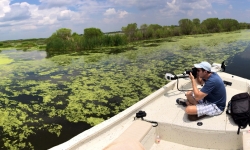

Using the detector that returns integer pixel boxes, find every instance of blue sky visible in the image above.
[0,0,250,41]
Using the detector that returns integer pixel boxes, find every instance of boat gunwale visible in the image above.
[50,80,177,150]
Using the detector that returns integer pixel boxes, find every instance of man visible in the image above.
[176,61,226,118]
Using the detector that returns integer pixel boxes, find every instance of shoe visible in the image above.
[176,98,187,107]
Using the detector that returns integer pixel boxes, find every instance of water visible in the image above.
[0,31,249,150]
[226,45,250,79]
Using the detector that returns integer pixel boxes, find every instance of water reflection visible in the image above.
[2,49,47,61]
[226,45,250,79]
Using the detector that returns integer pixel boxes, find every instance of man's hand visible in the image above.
[189,72,195,81]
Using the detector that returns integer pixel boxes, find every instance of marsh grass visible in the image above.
[0,30,249,149]
[0,38,46,50]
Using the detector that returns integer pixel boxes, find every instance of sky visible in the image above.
[0,0,250,41]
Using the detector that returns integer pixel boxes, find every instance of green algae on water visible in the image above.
[0,30,250,149]
[0,55,13,65]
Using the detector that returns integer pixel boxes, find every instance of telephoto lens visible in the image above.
[185,68,197,78]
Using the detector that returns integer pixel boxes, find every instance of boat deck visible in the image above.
[143,83,244,149]
[50,72,250,150]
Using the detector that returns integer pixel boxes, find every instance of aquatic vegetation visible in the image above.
[0,55,13,65]
[0,30,249,149]
[0,38,46,51]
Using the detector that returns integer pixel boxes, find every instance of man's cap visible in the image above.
[194,61,213,72]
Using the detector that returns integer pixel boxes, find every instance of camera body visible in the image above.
[185,67,198,78]
[136,110,146,118]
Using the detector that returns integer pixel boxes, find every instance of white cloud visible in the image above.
[109,0,136,6]
[39,0,77,9]
[210,0,228,4]
[109,0,165,11]
[0,0,249,41]
[104,8,116,16]
[19,25,38,30]
[229,4,232,9]
[0,2,31,21]
[207,11,212,15]
[118,10,128,18]
[77,0,112,14]
[159,0,213,17]
[0,0,11,17]
[104,8,128,18]
[57,10,74,21]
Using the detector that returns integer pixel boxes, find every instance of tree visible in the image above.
[144,24,161,38]
[193,18,200,27]
[46,28,73,54]
[192,18,201,34]
[140,24,148,39]
[220,19,239,32]
[134,30,143,40]
[201,18,220,33]
[55,28,72,40]
[121,23,138,41]
[178,19,193,35]
[84,28,103,39]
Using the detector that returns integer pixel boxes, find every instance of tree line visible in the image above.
[46,18,250,56]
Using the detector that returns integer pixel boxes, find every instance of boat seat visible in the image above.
[103,120,152,150]
[113,120,152,142]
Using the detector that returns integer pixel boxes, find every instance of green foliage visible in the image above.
[0,30,250,149]
[239,23,250,29]
[46,28,74,56]
[16,42,36,48]
[220,19,239,32]
[121,23,138,41]
[46,27,127,54]
[55,28,72,40]
[84,28,103,39]
[0,42,13,48]
[178,19,193,35]
[201,18,221,33]
[193,18,200,27]
[148,24,162,38]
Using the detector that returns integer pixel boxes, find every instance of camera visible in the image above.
[185,67,197,78]
[165,67,198,81]
[136,110,146,119]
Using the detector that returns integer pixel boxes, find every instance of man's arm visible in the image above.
[190,73,207,101]
[196,76,204,85]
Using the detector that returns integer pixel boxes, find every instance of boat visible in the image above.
[50,62,250,150]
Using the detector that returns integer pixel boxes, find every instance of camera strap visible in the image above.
[134,110,158,127]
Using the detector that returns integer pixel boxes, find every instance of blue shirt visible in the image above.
[200,72,226,111]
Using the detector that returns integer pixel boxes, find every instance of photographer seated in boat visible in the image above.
[176,61,226,120]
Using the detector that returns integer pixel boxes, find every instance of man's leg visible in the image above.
[185,105,198,115]
[185,105,207,121]
[186,91,198,105]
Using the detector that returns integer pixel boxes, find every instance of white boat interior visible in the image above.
[50,64,250,150]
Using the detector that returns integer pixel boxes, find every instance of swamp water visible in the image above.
[0,30,250,149]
